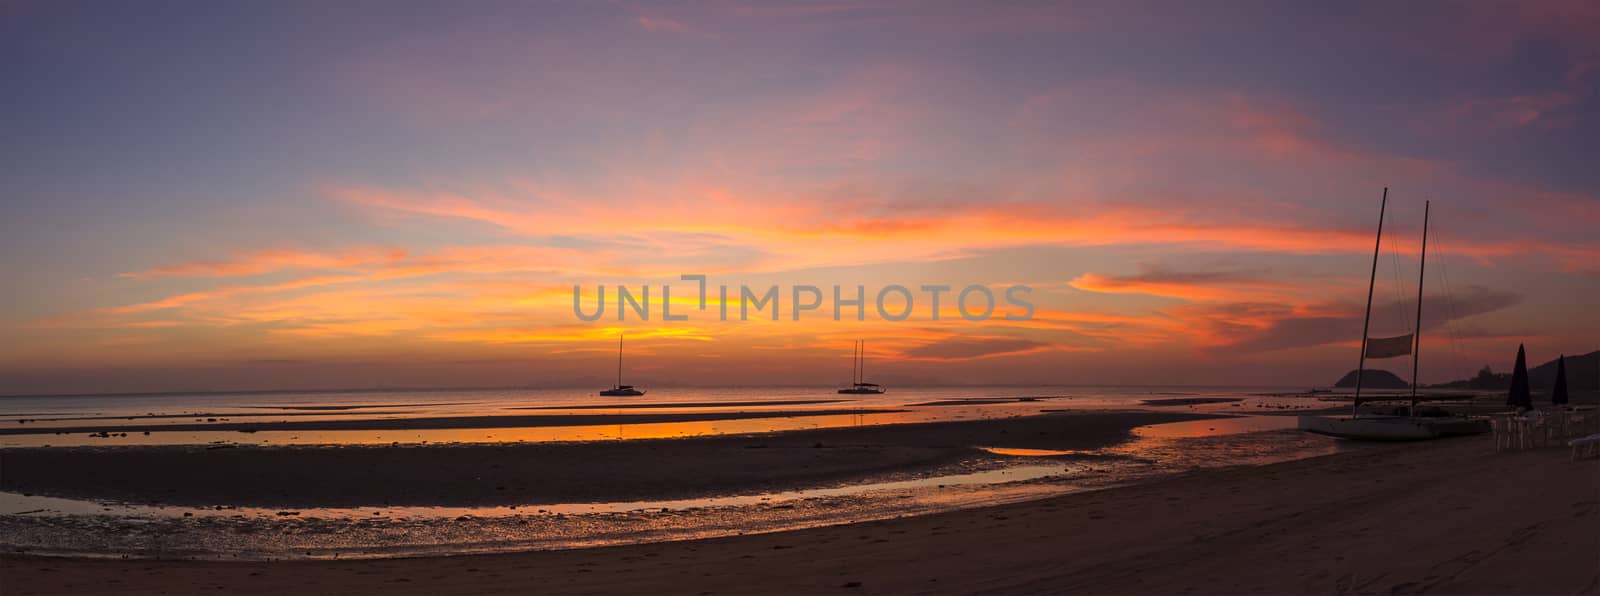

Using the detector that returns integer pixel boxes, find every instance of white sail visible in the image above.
[1365,334,1414,359]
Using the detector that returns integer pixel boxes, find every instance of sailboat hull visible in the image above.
[600,388,645,397]
[1297,415,1489,441]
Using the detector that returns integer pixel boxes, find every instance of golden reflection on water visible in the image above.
[978,415,1320,465]
[0,408,1023,447]
[980,447,1085,457]
[0,391,1308,449]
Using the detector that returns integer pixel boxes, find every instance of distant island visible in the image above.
[1333,369,1409,389]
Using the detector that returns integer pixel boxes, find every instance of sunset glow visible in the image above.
[4,1,1597,394]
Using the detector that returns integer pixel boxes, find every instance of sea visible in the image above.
[0,385,1352,559]
[0,384,1331,447]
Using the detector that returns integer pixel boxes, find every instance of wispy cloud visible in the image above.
[1068,266,1306,303]
[635,15,691,34]
[900,336,1050,360]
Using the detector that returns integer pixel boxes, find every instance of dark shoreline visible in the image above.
[0,408,904,437]
[0,411,1218,508]
[906,397,1060,406]
[1140,397,1245,406]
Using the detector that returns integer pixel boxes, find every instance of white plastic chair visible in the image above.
[1570,433,1600,461]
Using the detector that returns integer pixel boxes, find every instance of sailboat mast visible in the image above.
[851,340,859,385]
[859,340,866,384]
[1353,188,1388,417]
[1409,201,1429,413]
[854,340,862,385]
[617,334,624,388]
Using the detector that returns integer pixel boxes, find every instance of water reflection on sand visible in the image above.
[0,415,1340,560]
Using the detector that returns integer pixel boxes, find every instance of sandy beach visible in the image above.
[1,411,1212,507]
[4,433,1593,595]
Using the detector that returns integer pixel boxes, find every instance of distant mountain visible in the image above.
[1333,369,1409,389]
[1431,350,1597,392]
[1432,365,1512,390]
[1530,350,1598,391]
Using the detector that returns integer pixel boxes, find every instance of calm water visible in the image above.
[0,384,1327,447]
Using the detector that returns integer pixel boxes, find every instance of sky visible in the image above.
[2,0,1598,394]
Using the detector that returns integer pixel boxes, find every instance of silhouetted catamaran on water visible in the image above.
[1298,190,1489,440]
[838,340,885,394]
[599,335,645,397]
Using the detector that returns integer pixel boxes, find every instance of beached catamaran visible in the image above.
[1298,190,1490,440]
[600,335,645,397]
[838,340,885,394]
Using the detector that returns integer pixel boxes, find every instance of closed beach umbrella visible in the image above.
[1507,343,1531,410]
[1552,354,1569,405]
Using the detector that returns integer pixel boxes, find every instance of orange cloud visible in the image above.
[898,336,1052,361]
[102,275,366,315]
[121,247,411,279]
[329,177,1600,275]
[118,243,641,283]
[1067,268,1329,303]
[334,185,1376,263]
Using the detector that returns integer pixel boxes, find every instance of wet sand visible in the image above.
[1140,397,1244,406]
[5,435,1591,594]
[907,397,1055,406]
[1,411,1208,507]
[513,399,850,410]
